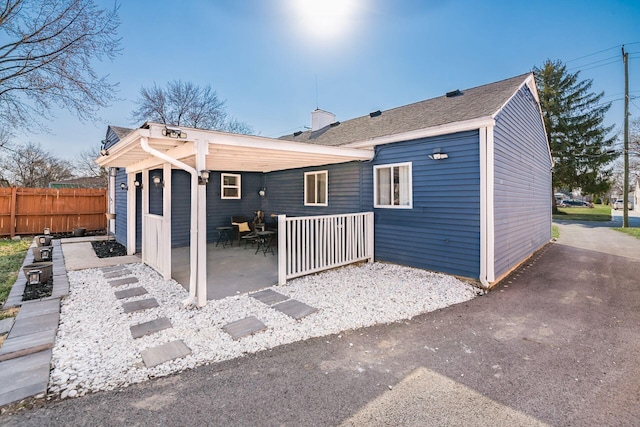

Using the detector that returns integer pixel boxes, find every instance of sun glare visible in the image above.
[290,0,360,41]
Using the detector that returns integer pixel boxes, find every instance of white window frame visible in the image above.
[221,173,241,200]
[304,170,328,206]
[373,162,413,209]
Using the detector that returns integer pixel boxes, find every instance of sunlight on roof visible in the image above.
[289,0,361,42]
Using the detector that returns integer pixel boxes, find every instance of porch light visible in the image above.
[259,188,266,197]
[152,175,164,187]
[429,149,448,160]
[162,126,187,139]
[199,170,209,185]
[120,182,128,190]
[100,148,109,156]
[134,180,142,189]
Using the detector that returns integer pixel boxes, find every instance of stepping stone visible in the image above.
[223,316,266,340]
[272,299,318,320]
[121,298,159,313]
[250,289,289,306]
[109,277,139,287]
[130,317,173,339]
[104,269,131,279]
[114,286,147,300]
[101,265,127,272]
[0,318,14,335]
[0,329,56,362]
[141,340,191,368]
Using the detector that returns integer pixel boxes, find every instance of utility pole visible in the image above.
[623,46,629,228]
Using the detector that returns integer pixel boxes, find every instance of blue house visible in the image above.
[98,73,551,306]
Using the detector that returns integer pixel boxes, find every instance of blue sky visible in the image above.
[17,0,640,160]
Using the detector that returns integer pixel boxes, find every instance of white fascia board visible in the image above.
[342,117,496,149]
[96,128,151,167]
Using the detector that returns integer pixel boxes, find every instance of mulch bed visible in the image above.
[22,278,53,301]
[91,240,127,258]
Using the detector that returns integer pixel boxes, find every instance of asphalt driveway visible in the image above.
[2,221,640,426]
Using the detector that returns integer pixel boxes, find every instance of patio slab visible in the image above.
[0,350,51,407]
[61,241,140,271]
[250,289,289,306]
[272,299,318,320]
[114,286,147,300]
[109,277,139,287]
[121,298,159,313]
[223,316,267,340]
[141,340,191,368]
[130,317,173,339]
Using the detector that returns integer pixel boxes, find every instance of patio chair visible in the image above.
[231,215,252,244]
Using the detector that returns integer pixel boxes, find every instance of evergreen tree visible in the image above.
[533,59,618,198]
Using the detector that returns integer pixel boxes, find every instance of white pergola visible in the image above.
[97,123,374,307]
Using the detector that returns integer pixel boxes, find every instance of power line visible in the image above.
[566,44,621,63]
[567,54,620,71]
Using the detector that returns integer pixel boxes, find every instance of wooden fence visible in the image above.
[0,187,108,237]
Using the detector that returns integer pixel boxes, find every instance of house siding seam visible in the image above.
[263,162,362,217]
[361,131,481,278]
[493,85,552,279]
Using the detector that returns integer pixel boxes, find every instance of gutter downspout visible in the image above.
[479,127,491,289]
[140,136,200,306]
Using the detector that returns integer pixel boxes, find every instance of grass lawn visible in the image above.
[552,225,559,239]
[613,228,640,240]
[552,204,611,221]
[0,238,31,310]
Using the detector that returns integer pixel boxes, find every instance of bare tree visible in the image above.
[0,0,121,134]
[131,80,253,134]
[0,142,74,187]
[74,142,108,182]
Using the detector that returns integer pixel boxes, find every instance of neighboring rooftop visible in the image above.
[109,126,135,140]
[49,176,107,189]
[279,73,532,147]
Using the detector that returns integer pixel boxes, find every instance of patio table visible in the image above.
[255,230,275,256]
[216,226,233,247]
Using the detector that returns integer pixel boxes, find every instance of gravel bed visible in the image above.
[49,262,480,399]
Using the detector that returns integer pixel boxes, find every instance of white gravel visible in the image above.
[49,262,480,399]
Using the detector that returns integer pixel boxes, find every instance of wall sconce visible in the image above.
[162,126,187,139]
[258,188,266,197]
[199,170,209,185]
[134,180,142,189]
[152,175,164,187]
[429,149,448,160]
[100,148,109,156]
[109,168,118,177]
[119,182,128,190]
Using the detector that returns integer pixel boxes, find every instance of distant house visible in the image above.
[49,176,107,189]
[97,73,552,306]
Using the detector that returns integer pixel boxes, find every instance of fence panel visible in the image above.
[0,187,107,237]
[279,212,374,284]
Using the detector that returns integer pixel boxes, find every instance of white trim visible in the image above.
[162,163,172,280]
[304,170,329,206]
[486,126,496,283]
[479,128,488,288]
[373,162,413,209]
[343,117,496,149]
[221,173,241,199]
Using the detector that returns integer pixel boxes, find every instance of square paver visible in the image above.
[114,287,147,300]
[0,329,56,362]
[223,316,266,340]
[130,317,173,339]
[250,289,289,306]
[272,299,318,320]
[0,318,14,335]
[17,299,59,319]
[9,312,59,338]
[0,350,51,407]
[104,269,131,279]
[109,277,139,287]
[121,298,159,313]
[141,340,191,368]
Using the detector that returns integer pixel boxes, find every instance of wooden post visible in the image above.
[9,186,17,238]
[278,214,286,286]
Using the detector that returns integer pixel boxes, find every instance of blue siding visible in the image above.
[114,168,127,247]
[362,131,481,278]
[493,86,552,278]
[103,127,121,150]
[171,170,191,248]
[263,162,362,216]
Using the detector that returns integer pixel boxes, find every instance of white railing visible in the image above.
[278,212,374,285]
[142,214,163,272]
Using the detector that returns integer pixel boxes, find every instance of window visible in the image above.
[304,171,328,206]
[374,162,412,208]
[221,173,241,199]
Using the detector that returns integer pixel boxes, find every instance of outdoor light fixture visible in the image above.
[258,188,266,197]
[134,180,142,188]
[27,269,42,285]
[199,170,210,185]
[120,182,128,190]
[162,126,187,139]
[100,148,109,156]
[152,175,164,187]
[429,149,448,160]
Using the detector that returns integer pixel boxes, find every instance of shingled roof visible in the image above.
[109,125,135,140]
[279,73,533,147]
